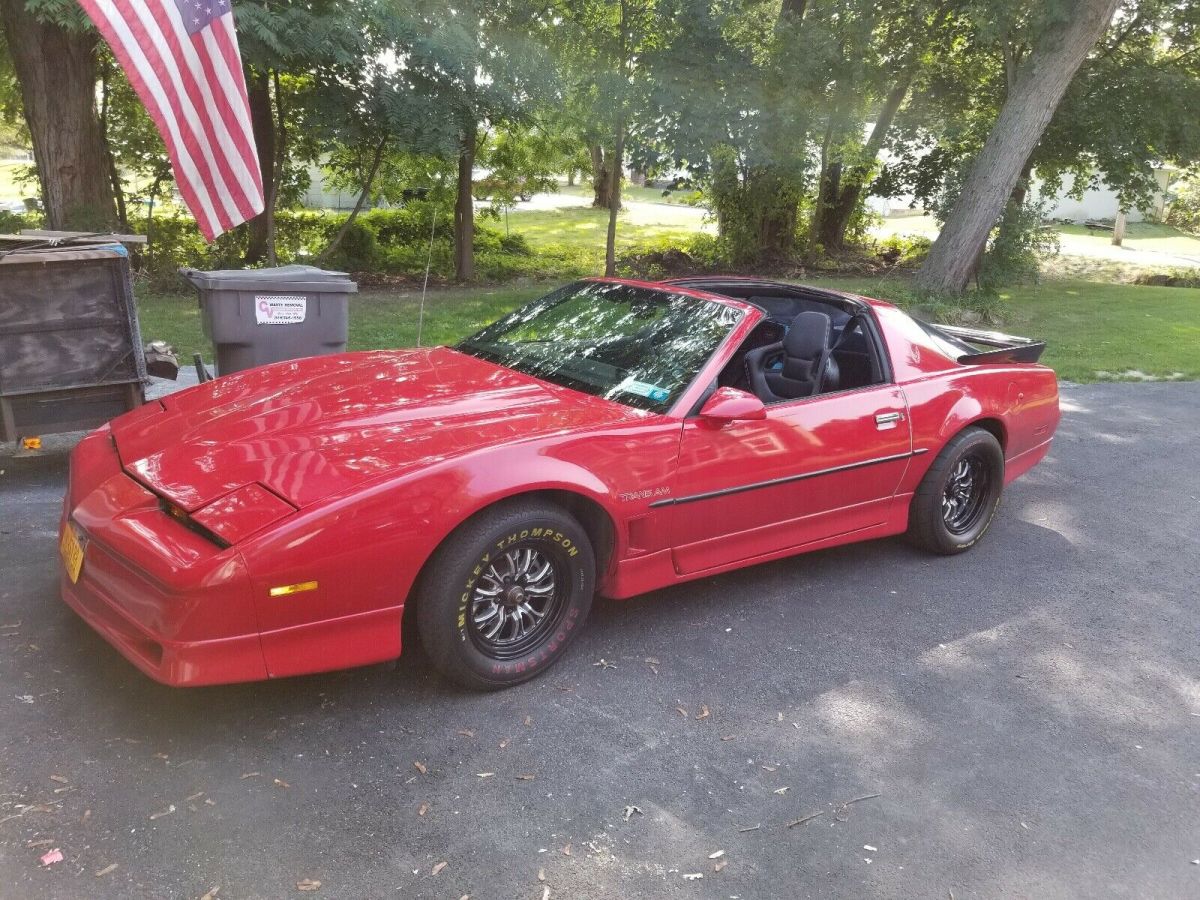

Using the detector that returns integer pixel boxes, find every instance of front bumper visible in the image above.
[59,428,267,686]
[60,570,267,686]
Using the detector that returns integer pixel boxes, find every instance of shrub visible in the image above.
[615,233,731,279]
[1165,172,1200,234]
[875,234,932,268]
[322,220,381,272]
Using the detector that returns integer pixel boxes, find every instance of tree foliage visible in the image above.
[2,0,1200,289]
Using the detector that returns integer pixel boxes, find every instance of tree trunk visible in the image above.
[245,69,276,264]
[915,0,1120,296]
[590,144,612,208]
[97,61,129,232]
[0,0,115,230]
[605,122,626,277]
[265,69,287,266]
[316,136,388,264]
[454,125,476,282]
[778,0,807,25]
[821,73,914,252]
[1111,209,1127,246]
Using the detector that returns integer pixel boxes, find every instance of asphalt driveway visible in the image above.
[1,382,1198,899]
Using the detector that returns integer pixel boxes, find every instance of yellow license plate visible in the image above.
[60,525,85,584]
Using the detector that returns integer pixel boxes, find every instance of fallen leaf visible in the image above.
[274,778,291,789]
[477,772,495,778]
[457,729,475,738]
[414,761,428,775]
[524,716,533,726]
[240,772,261,780]
[39,848,64,866]
[94,863,118,877]
[538,868,546,881]
[708,850,725,859]
[622,804,643,821]
[81,809,92,823]
[431,861,447,876]
[516,774,536,781]
[499,738,509,749]
[561,843,572,856]
[675,706,688,717]
[49,775,68,784]
[720,735,736,742]
[714,859,728,873]
[418,802,429,817]
[296,878,321,891]
[200,887,220,900]
[696,705,710,720]
[149,804,176,820]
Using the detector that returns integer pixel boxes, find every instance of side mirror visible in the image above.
[698,387,766,424]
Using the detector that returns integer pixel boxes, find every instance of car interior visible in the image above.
[667,279,889,408]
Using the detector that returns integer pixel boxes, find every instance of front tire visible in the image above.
[907,427,1004,554]
[415,501,595,690]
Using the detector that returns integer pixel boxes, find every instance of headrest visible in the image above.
[783,310,832,360]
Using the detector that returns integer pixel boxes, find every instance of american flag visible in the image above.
[78,0,265,240]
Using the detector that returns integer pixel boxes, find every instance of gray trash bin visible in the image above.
[180,265,357,375]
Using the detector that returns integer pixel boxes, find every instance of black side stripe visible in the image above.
[649,447,929,508]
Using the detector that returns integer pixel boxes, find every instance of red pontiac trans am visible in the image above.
[59,277,1060,690]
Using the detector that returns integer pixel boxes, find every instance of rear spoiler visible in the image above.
[928,324,1047,365]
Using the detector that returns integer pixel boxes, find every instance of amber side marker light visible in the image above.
[269,581,319,598]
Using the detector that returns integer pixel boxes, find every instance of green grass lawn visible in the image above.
[501,205,704,252]
[137,275,1200,383]
[996,280,1200,382]
[556,181,699,206]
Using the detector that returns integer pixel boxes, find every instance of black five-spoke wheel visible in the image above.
[941,453,992,535]
[908,426,1004,554]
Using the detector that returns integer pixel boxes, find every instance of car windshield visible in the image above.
[456,280,742,412]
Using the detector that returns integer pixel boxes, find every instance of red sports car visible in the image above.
[59,277,1060,689]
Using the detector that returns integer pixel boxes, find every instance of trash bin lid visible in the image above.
[179,264,358,293]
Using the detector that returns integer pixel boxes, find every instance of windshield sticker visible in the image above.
[618,379,670,403]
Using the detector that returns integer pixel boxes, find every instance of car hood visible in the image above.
[111,347,645,510]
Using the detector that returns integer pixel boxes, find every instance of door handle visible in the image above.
[875,411,903,430]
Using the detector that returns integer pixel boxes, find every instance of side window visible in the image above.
[716,321,784,392]
[733,308,888,404]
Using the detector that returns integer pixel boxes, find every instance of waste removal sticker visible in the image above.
[255,295,307,325]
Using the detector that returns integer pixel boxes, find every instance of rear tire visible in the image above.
[907,427,1004,555]
[415,500,595,690]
